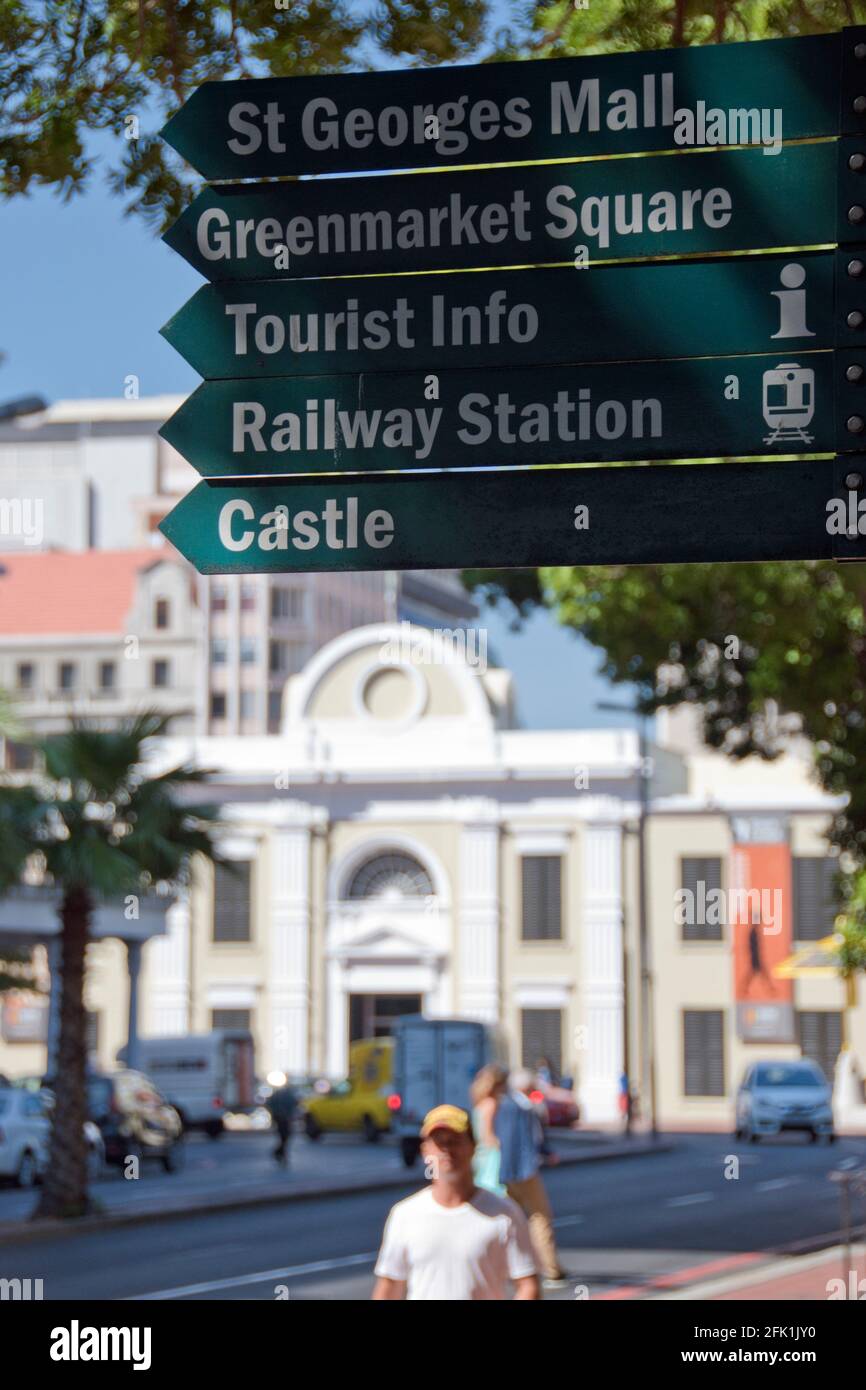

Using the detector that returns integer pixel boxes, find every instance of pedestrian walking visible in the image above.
[470,1063,508,1195]
[265,1075,297,1166]
[495,1068,569,1290]
[372,1105,539,1301]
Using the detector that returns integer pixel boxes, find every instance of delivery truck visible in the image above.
[391,1015,509,1166]
[118,1031,255,1136]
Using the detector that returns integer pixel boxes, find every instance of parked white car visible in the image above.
[735,1060,835,1144]
[0,1087,105,1187]
[0,1087,50,1186]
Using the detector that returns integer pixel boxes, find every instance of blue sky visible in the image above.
[1,12,641,732]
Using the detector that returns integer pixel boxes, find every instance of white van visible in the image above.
[391,1016,509,1166]
[119,1032,255,1136]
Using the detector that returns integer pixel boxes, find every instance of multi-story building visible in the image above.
[0,546,200,761]
[0,396,478,734]
[4,623,860,1131]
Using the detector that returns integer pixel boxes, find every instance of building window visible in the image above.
[271,586,303,621]
[210,583,228,612]
[267,690,283,730]
[239,690,256,720]
[679,857,723,941]
[521,1009,563,1078]
[793,857,839,941]
[269,641,286,674]
[152,659,170,689]
[210,692,227,720]
[798,1011,842,1082]
[211,1009,251,1032]
[98,661,116,692]
[5,741,35,771]
[240,582,257,611]
[213,861,252,942]
[683,1010,725,1097]
[346,853,433,899]
[521,856,562,941]
[16,662,34,691]
[58,662,76,691]
[239,638,257,665]
[210,638,228,666]
[154,598,170,630]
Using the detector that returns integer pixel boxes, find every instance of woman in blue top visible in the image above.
[470,1063,508,1196]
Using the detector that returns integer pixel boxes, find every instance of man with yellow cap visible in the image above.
[372,1104,540,1300]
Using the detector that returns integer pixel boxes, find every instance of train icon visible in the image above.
[762,362,814,445]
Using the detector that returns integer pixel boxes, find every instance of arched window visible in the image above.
[346,852,433,900]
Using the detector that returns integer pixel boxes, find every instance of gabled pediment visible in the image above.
[332,924,445,963]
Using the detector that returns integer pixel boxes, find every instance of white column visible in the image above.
[456,799,500,1021]
[270,804,315,1075]
[579,803,625,1124]
[326,955,348,1077]
[147,898,190,1035]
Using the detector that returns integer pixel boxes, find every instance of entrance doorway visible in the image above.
[349,994,422,1042]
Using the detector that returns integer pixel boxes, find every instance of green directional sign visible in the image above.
[164,141,839,283]
[161,251,837,381]
[161,351,840,478]
[161,30,864,180]
[158,458,862,575]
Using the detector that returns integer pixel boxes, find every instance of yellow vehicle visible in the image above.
[303,1038,396,1143]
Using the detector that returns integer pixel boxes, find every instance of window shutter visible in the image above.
[521,856,562,940]
[211,1009,251,1032]
[521,1009,563,1076]
[680,857,723,940]
[793,858,838,941]
[683,1010,725,1096]
[213,861,252,942]
[797,1011,842,1081]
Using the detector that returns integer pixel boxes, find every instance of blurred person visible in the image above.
[470,1064,508,1195]
[535,1056,558,1086]
[266,1077,298,1166]
[740,915,776,998]
[496,1068,568,1290]
[372,1105,539,1301]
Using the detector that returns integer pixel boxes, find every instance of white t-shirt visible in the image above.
[374,1185,538,1300]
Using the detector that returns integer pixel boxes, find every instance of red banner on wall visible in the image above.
[731,840,795,1043]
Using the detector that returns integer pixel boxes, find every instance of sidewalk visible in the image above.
[0,1130,672,1246]
[648,1243,866,1301]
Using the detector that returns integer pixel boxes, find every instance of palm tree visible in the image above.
[0,713,221,1219]
[0,687,38,993]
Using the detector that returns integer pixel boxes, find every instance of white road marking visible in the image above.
[554,1214,585,1227]
[130,1251,378,1300]
[666,1192,713,1207]
[756,1176,803,1192]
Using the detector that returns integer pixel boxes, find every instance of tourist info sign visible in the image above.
[158,458,866,574]
[161,29,865,178]
[161,350,856,478]
[163,139,846,283]
[162,251,847,381]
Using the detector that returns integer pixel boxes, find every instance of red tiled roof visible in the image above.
[0,547,177,636]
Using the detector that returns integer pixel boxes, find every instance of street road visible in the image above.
[2,1133,864,1301]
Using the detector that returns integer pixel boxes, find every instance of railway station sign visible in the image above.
[161,350,843,478]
